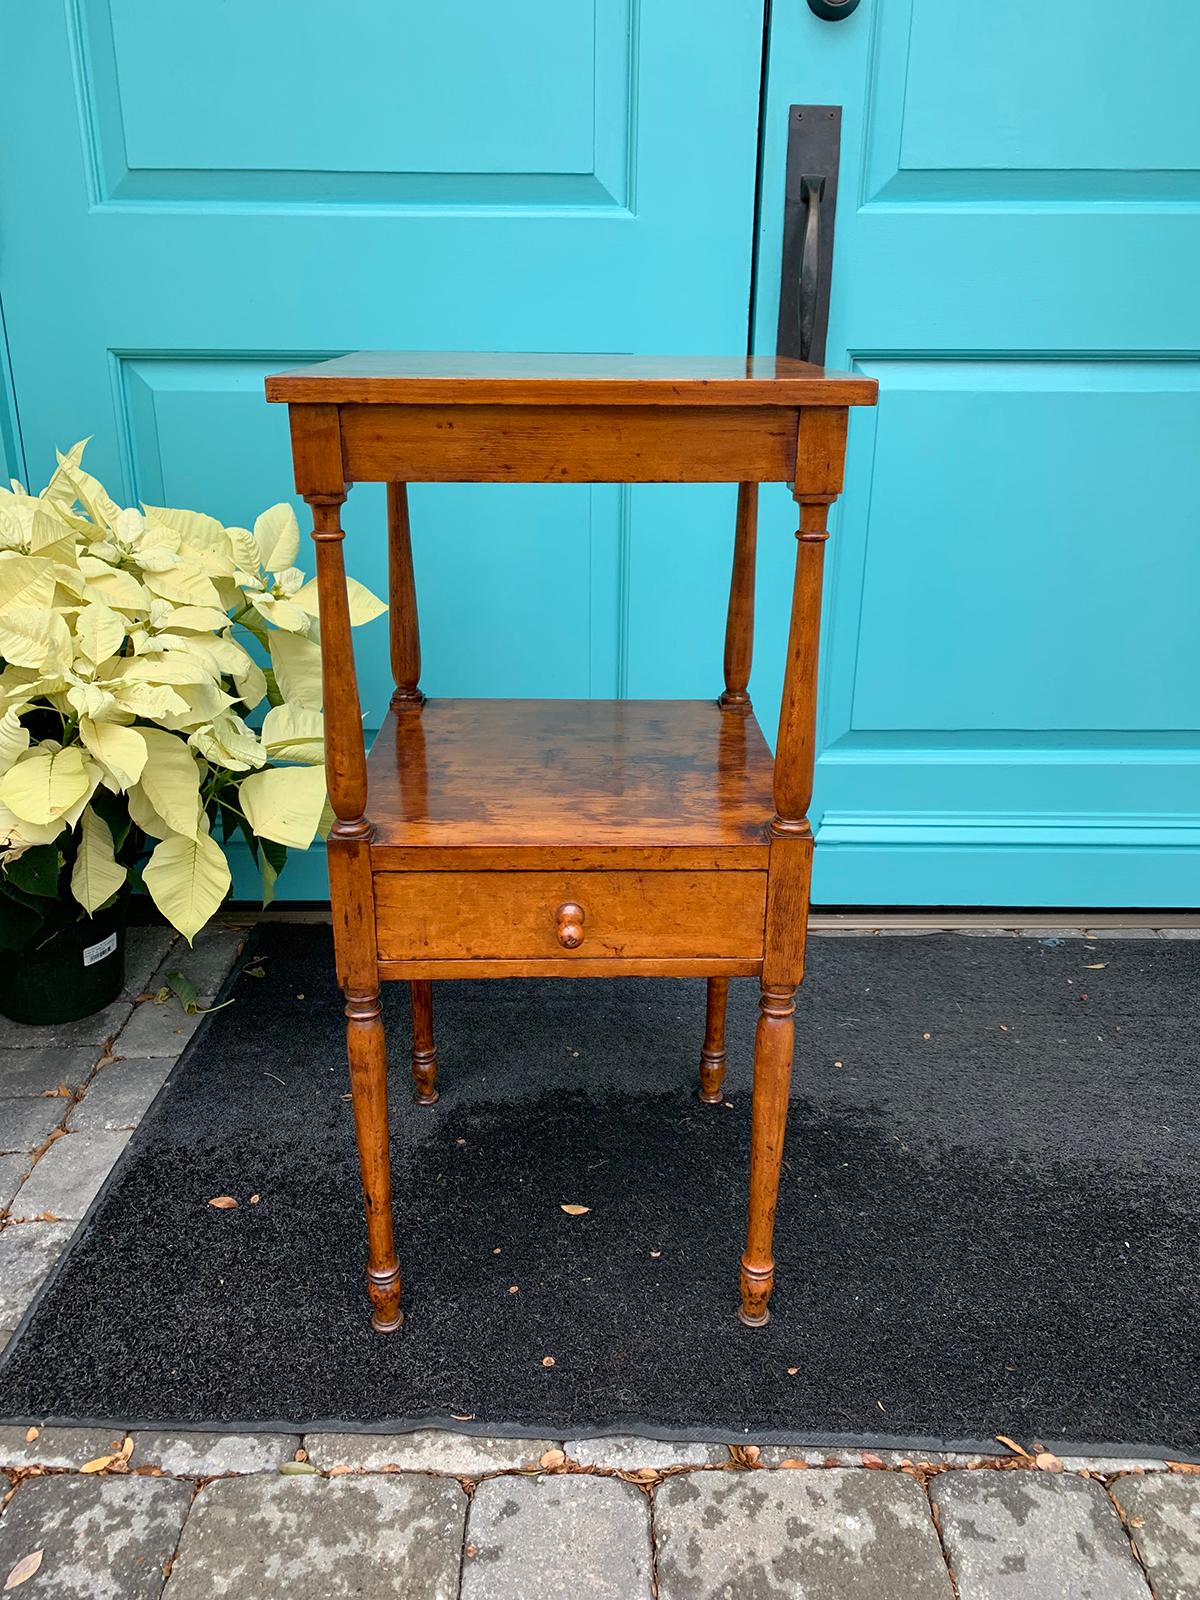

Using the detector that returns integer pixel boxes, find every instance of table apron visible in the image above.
[337,403,800,483]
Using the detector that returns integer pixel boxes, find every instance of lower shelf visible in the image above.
[366,697,775,867]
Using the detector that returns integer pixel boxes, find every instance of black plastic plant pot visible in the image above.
[0,896,128,1026]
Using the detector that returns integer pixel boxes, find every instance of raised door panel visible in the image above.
[753,0,1200,905]
[1,0,765,897]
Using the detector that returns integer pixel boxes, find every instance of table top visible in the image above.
[265,352,877,408]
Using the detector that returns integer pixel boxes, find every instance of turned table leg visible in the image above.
[410,979,439,1105]
[738,453,839,1326]
[345,988,403,1332]
[739,983,797,1324]
[698,977,729,1103]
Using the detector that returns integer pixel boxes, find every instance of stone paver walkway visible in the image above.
[0,918,1194,1597]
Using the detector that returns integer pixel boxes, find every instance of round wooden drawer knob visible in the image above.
[555,902,585,949]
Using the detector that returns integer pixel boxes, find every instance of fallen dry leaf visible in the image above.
[1167,1461,1200,1474]
[508,1286,519,1295]
[778,1458,808,1469]
[120,1437,133,1462]
[995,1435,1033,1460]
[207,1196,237,1210]
[38,1086,71,1100]
[80,1454,120,1474]
[541,1356,556,1368]
[560,1204,590,1217]
[786,1367,800,1376]
[327,1464,352,1477]
[1085,962,1108,969]
[22,1429,36,1445]
[862,1452,886,1469]
[539,1449,566,1470]
[1034,1451,1063,1473]
[3,1550,42,1590]
[294,1447,308,1463]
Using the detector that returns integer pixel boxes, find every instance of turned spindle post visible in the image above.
[306,481,402,1334]
[739,483,832,1327]
[699,976,730,1103]
[719,482,758,712]
[410,979,439,1105]
[388,482,424,710]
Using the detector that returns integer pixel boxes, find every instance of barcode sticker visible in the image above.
[82,932,118,968]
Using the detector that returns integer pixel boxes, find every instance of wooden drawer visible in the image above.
[374,870,766,963]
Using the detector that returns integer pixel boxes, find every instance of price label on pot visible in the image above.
[82,932,118,968]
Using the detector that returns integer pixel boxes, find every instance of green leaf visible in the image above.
[0,891,45,951]
[259,837,287,907]
[89,785,134,855]
[4,843,61,899]
[165,968,201,1014]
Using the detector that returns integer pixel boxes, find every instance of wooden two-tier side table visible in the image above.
[265,353,877,1333]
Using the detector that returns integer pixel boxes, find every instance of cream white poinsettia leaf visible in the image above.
[135,728,203,841]
[79,719,148,791]
[0,442,386,940]
[268,630,323,710]
[291,575,387,628]
[0,798,63,861]
[239,763,327,849]
[253,503,300,574]
[260,703,324,765]
[75,602,126,665]
[0,745,91,826]
[70,805,126,913]
[0,556,57,614]
[188,711,265,772]
[0,608,71,673]
[0,708,30,775]
[142,826,231,944]
[140,504,227,557]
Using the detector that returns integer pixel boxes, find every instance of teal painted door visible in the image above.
[755,0,1200,906]
[0,1,765,896]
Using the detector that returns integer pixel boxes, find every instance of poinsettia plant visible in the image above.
[0,442,384,945]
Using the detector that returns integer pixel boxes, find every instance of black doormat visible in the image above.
[1,924,1197,1455]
